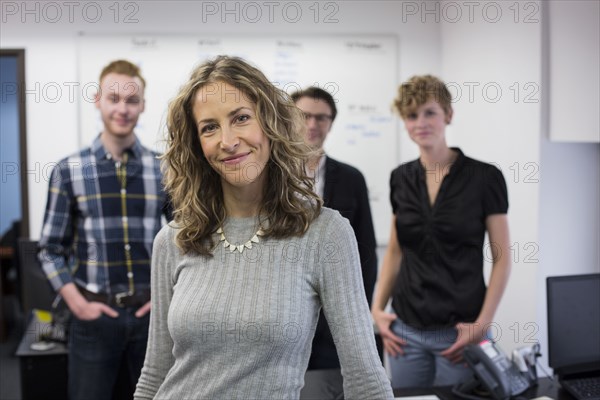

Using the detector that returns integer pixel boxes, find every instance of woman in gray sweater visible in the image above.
[133,56,393,400]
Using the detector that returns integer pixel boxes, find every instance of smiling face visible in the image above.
[403,99,452,150]
[95,72,145,139]
[193,81,270,194]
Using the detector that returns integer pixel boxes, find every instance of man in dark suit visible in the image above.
[292,87,379,399]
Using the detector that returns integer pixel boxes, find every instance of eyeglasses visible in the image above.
[303,112,333,124]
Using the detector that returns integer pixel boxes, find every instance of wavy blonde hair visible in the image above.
[164,55,322,256]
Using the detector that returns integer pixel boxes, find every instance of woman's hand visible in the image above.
[440,321,489,363]
[372,309,406,357]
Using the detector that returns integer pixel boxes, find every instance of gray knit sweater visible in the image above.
[134,208,393,400]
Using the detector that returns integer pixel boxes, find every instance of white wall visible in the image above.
[3,0,599,374]
[547,0,600,142]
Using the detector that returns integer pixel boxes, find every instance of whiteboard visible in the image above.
[78,34,399,244]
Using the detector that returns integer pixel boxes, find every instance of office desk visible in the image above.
[393,378,576,400]
[15,310,68,400]
[16,309,137,400]
[0,245,15,341]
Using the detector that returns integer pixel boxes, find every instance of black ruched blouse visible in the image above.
[390,148,508,329]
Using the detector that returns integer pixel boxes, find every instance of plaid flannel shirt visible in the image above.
[38,135,171,295]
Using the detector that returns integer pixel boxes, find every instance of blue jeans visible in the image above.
[68,308,150,400]
[389,318,473,388]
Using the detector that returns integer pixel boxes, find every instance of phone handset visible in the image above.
[461,340,531,400]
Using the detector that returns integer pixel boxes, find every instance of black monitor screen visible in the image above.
[547,273,600,374]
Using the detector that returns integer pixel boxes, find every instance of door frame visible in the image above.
[1,49,29,238]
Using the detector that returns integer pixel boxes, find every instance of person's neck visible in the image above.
[222,184,264,218]
[100,131,136,161]
[419,144,456,170]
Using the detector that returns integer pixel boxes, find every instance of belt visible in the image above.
[77,286,150,308]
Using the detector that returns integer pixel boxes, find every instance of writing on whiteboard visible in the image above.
[345,41,383,50]
[131,37,157,48]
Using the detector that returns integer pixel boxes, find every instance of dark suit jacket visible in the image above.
[307,156,378,370]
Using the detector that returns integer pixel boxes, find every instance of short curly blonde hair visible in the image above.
[393,75,452,119]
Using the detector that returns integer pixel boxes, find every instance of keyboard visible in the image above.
[561,376,600,400]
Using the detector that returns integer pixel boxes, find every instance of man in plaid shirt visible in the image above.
[38,60,171,400]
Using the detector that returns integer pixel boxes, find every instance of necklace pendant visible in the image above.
[218,225,263,254]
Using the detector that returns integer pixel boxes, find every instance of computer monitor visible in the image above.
[547,273,600,376]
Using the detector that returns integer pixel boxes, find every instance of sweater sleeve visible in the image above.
[317,211,394,399]
[134,225,177,399]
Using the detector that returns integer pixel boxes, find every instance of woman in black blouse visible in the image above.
[371,75,511,388]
